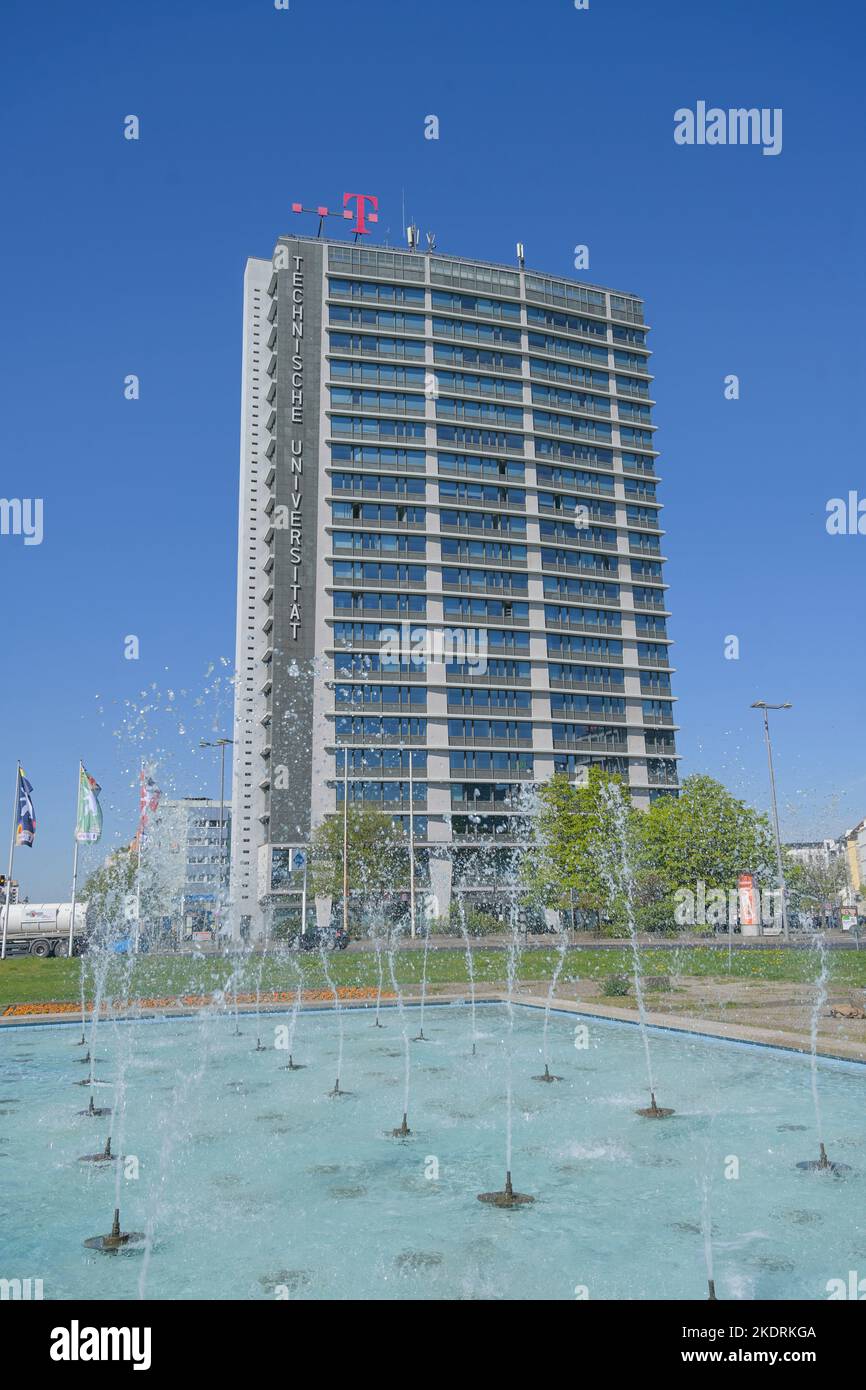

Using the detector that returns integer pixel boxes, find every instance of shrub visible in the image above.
[602,973,631,997]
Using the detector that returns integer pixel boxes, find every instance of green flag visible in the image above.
[75,765,103,843]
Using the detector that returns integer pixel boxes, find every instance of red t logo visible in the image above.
[343,193,379,235]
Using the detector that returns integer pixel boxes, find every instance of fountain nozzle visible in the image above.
[281,1054,305,1071]
[79,1136,117,1165]
[477,1169,535,1208]
[796,1141,850,1174]
[637,1091,674,1119]
[391,1112,412,1138]
[533,1063,562,1083]
[79,1094,112,1118]
[83,1207,145,1254]
[707,1279,717,1300]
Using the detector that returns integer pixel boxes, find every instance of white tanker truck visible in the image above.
[0,903,88,957]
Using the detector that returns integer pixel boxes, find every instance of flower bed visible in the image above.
[2,987,392,1018]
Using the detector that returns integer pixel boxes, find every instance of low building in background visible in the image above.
[784,839,844,871]
[841,819,866,903]
[147,798,231,937]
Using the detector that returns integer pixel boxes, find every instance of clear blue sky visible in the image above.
[1,0,864,899]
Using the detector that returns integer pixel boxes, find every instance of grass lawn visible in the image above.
[1,944,866,1010]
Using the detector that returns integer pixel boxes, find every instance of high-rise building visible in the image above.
[230,233,679,938]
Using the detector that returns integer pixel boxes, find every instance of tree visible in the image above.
[636,774,776,905]
[309,805,406,929]
[81,846,137,933]
[524,768,638,929]
[785,854,847,918]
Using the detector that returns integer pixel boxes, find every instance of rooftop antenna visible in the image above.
[426,231,437,252]
[516,241,525,269]
[407,224,420,251]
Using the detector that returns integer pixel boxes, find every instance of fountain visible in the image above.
[598,781,674,1119]
[532,918,568,1083]
[253,949,267,1050]
[372,929,386,1027]
[227,948,245,1035]
[385,926,413,1139]
[8,674,860,1301]
[74,962,87,1046]
[796,932,849,1173]
[412,917,431,1042]
[477,839,535,1209]
[699,1124,719,1300]
[456,895,479,1055]
[318,941,352,1097]
[279,960,306,1070]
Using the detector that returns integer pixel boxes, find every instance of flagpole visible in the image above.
[67,761,82,958]
[1,765,20,962]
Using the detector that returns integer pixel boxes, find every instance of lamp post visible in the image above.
[200,738,233,930]
[750,702,792,941]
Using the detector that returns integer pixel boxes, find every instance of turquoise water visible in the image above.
[1,1002,864,1300]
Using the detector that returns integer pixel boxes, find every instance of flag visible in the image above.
[138,768,161,833]
[75,765,103,843]
[15,769,35,848]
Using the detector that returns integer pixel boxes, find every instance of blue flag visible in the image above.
[16,769,35,848]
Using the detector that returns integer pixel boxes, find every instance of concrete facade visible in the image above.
[230,236,680,937]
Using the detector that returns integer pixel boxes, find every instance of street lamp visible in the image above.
[200,738,234,922]
[750,702,792,941]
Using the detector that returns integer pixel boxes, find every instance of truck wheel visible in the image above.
[30,939,50,958]
[52,940,68,958]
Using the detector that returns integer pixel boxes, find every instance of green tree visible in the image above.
[636,774,776,903]
[309,805,406,929]
[785,854,847,918]
[525,768,637,930]
[81,845,137,932]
